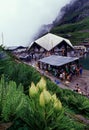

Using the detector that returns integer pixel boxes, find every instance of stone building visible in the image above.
[28,33,74,60]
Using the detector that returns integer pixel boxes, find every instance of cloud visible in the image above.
[0,0,72,47]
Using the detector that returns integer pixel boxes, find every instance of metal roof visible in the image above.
[39,55,79,67]
[29,33,73,51]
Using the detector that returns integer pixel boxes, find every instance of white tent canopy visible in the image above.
[39,55,79,67]
[29,33,73,51]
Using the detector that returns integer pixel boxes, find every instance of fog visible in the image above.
[0,0,72,47]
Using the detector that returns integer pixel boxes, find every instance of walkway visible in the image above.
[25,61,89,97]
[38,68,89,96]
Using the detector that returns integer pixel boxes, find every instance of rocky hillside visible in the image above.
[51,0,89,45]
[54,0,89,25]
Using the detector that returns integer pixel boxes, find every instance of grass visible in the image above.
[51,17,89,45]
[0,48,89,129]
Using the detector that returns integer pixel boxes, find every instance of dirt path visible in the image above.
[38,68,89,96]
[24,61,89,96]
[66,70,89,95]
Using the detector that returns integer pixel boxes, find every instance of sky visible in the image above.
[0,0,72,47]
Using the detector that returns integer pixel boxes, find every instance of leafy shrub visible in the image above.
[15,77,85,130]
[0,75,27,121]
[0,56,41,92]
[0,49,88,129]
[0,76,86,130]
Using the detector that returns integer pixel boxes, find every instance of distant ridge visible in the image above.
[51,0,89,45]
[54,0,89,25]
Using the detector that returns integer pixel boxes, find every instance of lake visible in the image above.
[79,53,89,70]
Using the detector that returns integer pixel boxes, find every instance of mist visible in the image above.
[0,0,72,47]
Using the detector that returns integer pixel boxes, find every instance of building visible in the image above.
[38,55,79,81]
[27,33,80,81]
[74,45,87,54]
[28,33,74,60]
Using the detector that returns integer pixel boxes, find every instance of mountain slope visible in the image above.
[51,17,89,45]
[51,0,89,45]
[56,0,89,24]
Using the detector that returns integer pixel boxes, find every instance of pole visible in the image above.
[1,32,4,45]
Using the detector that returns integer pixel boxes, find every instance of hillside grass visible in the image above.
[0,49,89,129]
[51,17,89,45]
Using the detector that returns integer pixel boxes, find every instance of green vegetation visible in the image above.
[51,17,89,45]
[0,53,41,92]
[0,49,89,129]
[0,76,87,130]
[0,75,26,121]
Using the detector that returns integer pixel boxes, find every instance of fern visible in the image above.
[0,76,26,121]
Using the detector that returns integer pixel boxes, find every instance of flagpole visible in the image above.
[1,32,4,45]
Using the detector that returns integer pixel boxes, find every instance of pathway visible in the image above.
[25,61,89,97]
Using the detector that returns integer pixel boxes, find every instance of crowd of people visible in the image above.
[58,64,83,82]
[37,61,83,82]
[37,61,89,98]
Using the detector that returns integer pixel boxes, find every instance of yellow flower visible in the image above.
[54,99,62,112]
[43,90,51,104]
[39,90,51,107]
[51,94,57,102]
[29,82,38,97]
[39,92,45,107]
[37,77,46,91]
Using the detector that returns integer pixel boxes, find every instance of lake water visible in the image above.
[79,53,89,70]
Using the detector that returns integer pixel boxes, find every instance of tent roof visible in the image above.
[29,33,73,51]
[39,55,79,67]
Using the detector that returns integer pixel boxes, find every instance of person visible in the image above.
[79,65,83,76]
[62,71,66,80]
[74,84,79,92]
[76,66,80,76]
[71,64,76,75]
[77,87,82,94]
[59,73,63,80]
[65,65,69,74]
[74,84,82,94]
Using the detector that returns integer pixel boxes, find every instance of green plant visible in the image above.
[16,77,83,130]
[0,48,88,129]
[0,75,27,121]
